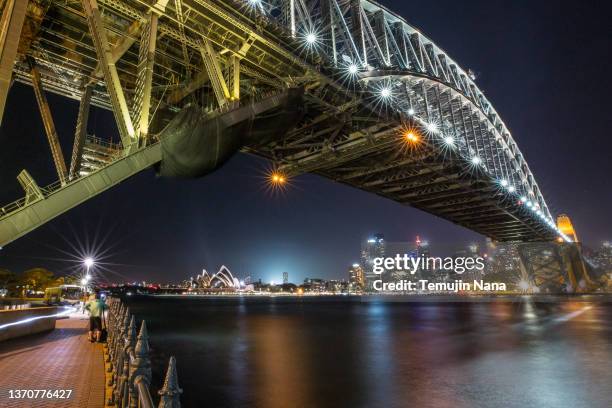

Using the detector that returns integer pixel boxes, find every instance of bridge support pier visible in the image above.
[516,242,594,293]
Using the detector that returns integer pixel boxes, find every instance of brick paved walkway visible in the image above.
[0,314,105,408]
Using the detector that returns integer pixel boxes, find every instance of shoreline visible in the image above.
[134,292,612,303]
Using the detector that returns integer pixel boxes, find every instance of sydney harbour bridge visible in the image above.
[0,0,571,250]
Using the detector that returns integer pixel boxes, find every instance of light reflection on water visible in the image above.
[124,297,612,408]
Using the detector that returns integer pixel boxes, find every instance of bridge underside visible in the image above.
[0,0,560,246]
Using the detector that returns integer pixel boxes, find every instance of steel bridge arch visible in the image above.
[268,0,551,220]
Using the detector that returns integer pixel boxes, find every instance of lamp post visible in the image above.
[81,258,94,311]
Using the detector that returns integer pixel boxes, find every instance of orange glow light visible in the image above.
[270,172,287,186]
[404,130,420,143]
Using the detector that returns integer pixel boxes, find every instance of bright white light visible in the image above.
[306,33,317,44]
[85,274,91,281]
[408,108,415,115]
[352,263,360,268]
[426,122,438,133]
[500,179,509,187]
[84,257,94,268]
[518,280,530,291]
[0,307,74,330]
[471,156,481,165]
[526,201,533,208]
[508,186,516,193]
[520,196,527,203]
[443,136,454,145]
[348,64,358,74]
[380,87,392,98]
[81,278,87,285]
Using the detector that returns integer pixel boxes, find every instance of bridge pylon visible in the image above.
[516,242,596,293]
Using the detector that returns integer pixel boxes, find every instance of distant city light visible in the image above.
[407,108,415,115]
[380,87,392,98]
[443,136,454,145]
[471,156,481,165]
[518,280,530,291]
[80,278,87,285]
[508,186,516,193]
[500,179,509,187]
[520,196,527,203]
[426,122,438,133]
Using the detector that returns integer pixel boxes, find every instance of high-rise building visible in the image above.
[348,263,365,290]
[282,271,288,284]
[361,234,385,291]
[594,241,612,272]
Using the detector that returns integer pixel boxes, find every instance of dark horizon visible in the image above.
[1,0,611,283]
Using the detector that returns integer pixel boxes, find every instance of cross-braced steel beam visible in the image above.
[69,84,93,180]
[0,0,28,125]
[81,0,136,148]
[30,62,68,185]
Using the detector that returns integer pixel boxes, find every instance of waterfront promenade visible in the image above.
[0,313,105,407]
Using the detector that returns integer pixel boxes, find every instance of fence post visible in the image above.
[158,356,182,408]
[129,320,152,407]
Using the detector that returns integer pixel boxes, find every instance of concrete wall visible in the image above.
[0,307,58,342]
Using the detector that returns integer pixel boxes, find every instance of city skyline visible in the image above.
[1,0,611,283]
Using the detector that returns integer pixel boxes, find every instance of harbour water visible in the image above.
[124,296,612,408]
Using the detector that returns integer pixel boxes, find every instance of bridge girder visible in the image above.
[0,0,563,244]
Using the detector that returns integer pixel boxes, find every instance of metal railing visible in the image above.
[105,297,182,408]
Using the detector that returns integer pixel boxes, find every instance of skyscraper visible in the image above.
[348,263,365,290]
[361,234,385,291]
[282,271,288,284]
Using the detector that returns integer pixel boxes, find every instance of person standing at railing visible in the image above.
[85,291,108,342]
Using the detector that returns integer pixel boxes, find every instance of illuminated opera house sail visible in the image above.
[193,266,240,289]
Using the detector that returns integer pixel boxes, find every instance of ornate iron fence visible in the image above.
[105,297,182,407]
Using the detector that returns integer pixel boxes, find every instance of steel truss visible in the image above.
[0,0,560,244]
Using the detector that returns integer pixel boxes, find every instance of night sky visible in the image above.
[1,0,610,283]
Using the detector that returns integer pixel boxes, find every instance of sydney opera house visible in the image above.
[190,266,242,291]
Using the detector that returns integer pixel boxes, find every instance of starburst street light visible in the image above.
[380,87,392,98]
[246,0,263,11]
[269,171,288,187]
[348,64,358,74]
[305,32,317,44]
[404,130,420,143]
[443,136,454,146]
[471,156,482,165]
[84,257,94,268]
